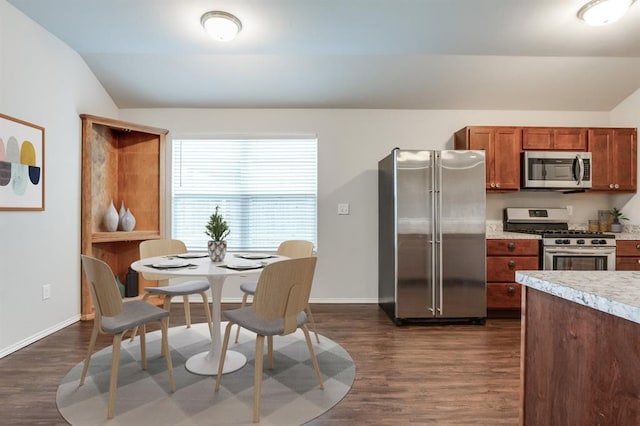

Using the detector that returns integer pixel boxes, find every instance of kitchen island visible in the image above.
[515,270,640,425]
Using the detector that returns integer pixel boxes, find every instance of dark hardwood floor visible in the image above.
[0,304,521,425]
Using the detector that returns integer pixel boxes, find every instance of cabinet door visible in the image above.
[487,283,522,309]
[616,240,640,257]
[467,127,495,190]
[554,128,587,151]
[492,128,521,190]
[522,128,553,150]
[611,128,636,191]
[588,129,613,190]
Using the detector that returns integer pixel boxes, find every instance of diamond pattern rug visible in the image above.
[57,322,355,425]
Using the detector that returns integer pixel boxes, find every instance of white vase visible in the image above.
[121,208,136,232]
[103,199,118,232]
[118,201,126,230]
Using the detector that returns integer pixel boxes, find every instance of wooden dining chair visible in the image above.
[130,239,213,342]
[80,255,176,419]
[235,239,319,343]
[216,256,323,423]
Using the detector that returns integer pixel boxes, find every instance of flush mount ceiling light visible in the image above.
[577,0,636,26]
[201,11,242,42]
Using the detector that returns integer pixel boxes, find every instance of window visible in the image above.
[171,138,317,252]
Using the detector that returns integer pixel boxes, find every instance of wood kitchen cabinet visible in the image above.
[81,114,168,320]
[454,126,521,191]
[588,127,637,192]
[522,127,587,151]
[616,240,640,270]
[486,239,539,317]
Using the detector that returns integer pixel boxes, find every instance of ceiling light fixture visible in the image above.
[577,0,635,26]
[201,11,242,42]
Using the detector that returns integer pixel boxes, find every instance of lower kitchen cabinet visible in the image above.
[487,239,539,317]
[616,240,640,270]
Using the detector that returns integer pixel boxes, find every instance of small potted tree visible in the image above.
[205,205,230,261]
[609,207,628,233]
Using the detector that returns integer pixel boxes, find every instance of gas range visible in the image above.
[504,207,616,271]
[503,208,616,248]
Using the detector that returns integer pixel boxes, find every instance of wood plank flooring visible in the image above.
[0,304,521,425]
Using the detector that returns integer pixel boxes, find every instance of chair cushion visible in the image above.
[239,281,257,295]
[101,301,169,334]
[223,306,307,336]
[143,280,210,296]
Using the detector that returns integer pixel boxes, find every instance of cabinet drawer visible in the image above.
[616,240,640,257]
[487,256,539,282]
[487,283,522,309]
[487,239,539,256]
[616,257,640,271]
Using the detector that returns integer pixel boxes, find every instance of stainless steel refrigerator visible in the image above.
[378,149,486,324]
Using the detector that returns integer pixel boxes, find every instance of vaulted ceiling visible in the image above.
[8,0,640,110]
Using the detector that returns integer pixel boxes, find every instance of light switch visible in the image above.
[338,203,350,215]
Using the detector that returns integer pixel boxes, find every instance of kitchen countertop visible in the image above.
[515,270,640,325]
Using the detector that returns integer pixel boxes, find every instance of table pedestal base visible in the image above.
[185,349,247,376]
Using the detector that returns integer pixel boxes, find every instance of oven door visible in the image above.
[543,247,616,271]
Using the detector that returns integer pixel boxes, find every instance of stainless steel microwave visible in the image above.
[522,151,592,189]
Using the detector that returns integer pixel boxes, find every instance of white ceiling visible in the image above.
[8,0,640,110]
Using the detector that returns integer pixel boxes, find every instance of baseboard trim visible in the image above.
[0,314,81,359]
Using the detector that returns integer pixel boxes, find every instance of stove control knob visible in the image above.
[591,239,601,244]
[599,239,607,245]
[577,239,585,244]
[555,239,564,244]
[563,239,570,244]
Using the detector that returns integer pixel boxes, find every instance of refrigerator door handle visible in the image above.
[434,151,443,315]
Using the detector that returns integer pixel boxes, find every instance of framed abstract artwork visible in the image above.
[0,113,45,211]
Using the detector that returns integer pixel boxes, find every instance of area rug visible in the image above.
[56,322,355,425]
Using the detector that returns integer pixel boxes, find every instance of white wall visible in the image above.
[119,108,618,304]
[0,0,118,357]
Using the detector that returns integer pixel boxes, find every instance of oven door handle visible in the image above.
[545,248,615,255]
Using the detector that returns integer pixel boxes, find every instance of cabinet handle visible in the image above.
[508,260,516,268]
[614,184,620,189]
[636,244,640,250]
[609,183,614,189]
[490,183,496,188]
[507,242,516,250]
[507,286,516,295]
[496,183,501,188]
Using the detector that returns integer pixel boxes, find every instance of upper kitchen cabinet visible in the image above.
[522,127,587,151]
[80,114,168,320]
[455,126,521,191]
[588,128,637,192]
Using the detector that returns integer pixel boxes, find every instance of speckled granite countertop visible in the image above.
[515,270,640,325]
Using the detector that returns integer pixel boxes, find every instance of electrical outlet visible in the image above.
[337,203,350,215]
[42,284,51,300]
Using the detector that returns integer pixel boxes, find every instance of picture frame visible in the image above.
[0,113,45,211]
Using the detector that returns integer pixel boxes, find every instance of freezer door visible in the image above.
[395,150,435,318]
[437,150,486,318]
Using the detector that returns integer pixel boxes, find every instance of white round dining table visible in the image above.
[131,252,284,376]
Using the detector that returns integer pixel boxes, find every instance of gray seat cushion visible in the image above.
[224,306,307,336]
[239,281,257,294]
[143,280,210,296]
[101,301,169,334]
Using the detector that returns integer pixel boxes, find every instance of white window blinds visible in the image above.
[171,138,317,252]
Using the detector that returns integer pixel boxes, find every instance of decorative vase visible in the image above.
[118,201,127,230]
[103,199,118,232]
[208,240,227,262]
[121,208,136,232]
[611,222,623,233]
